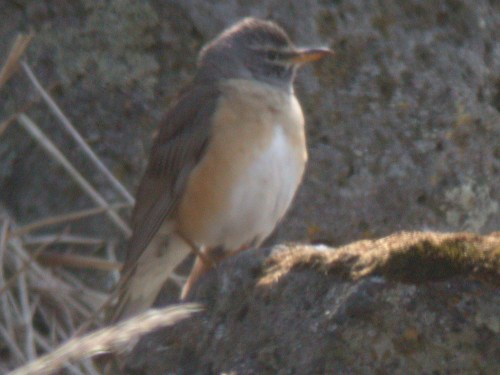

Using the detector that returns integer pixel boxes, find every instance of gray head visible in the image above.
[195,18,332,91]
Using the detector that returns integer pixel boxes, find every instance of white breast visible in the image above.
[223,125,304,249]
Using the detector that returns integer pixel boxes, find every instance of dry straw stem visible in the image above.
[56,269,108,312]
[0,32,34,137]
[8,304,202,375]
[0,32,33,90]
[0,208,111,373]
[11,204,128,238]
[105,241,121,283]
[13,254,36,361]
[0,82,60,138]
[16,114,131,236]
[0,238,54,296]
[24,234,105,247]
[37,252,122,272]
[7,235,98,320]
[21,61,135,206]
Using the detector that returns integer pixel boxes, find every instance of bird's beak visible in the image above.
[287,47,334,64]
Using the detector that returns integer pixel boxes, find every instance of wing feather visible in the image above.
[122,83,221,274]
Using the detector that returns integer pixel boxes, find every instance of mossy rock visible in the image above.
[261,231,500,286]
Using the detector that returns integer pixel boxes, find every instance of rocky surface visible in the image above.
[1,0,498,249]
[125,231,500,374]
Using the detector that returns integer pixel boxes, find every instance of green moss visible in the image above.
[261,232,500,287]
[378,237,499,284]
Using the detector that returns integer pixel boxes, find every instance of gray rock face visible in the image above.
[125,232,500,374]
[1,0,498,247]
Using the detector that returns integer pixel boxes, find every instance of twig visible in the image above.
[1,209,112,373]
[0,289,15,347]
[105,240,121,283]
[0,239,53,296]
[0,218,13,327]
[0,325,26,365]
[35,283,93,325]
[8,304,202,375]
[0,217,9,269]
[0,82,60,139]
[58,266,108,294]
[23,234,104,247]
[36,303,73,345]
[21,61,135,206]
[56,317,102,375]
[14,255,37,360]
[11,204,128,238]
[33,332,87,375]
[59,276,105,312]
[56,269,108,307]
[16,114,131,236]
[0,32,34,89]
[8,236,74,300]
[37,252,122,272]
[5,292,22,329]
[60,236,105,249]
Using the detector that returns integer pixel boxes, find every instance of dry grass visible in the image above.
[9,304,201,375]
[0,33,191,374]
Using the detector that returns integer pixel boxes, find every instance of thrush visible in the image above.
[110,17,332,322]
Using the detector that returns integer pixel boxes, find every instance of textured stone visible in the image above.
[125,231,500,374]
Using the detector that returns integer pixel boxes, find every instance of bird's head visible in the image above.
[196,18,333,90]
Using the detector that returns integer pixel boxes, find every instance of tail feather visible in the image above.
[109,233,191,323]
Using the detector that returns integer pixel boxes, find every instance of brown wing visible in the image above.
[122,83,221,274]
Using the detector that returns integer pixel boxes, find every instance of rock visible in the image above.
[125,231,500,374]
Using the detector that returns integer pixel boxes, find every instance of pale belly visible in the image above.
[177,125,306,251]
[218,125,305,248]
[176,79,307,252]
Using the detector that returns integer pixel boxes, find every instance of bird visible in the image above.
[110,17,332,322]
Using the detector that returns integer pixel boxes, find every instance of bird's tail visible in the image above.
[109,232,192,323]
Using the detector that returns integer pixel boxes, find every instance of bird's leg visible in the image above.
[180,245,231,299]
[176,231,216,267]
[177,236,254,299]
[180,255,213,300]
[176,233,221,299]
